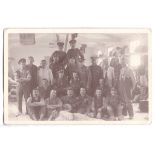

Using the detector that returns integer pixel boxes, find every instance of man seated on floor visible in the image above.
[76,87,92,115]
[55,88,99,121]
[27,88,46,120]
[46,89,62,120]
[106,87,124,121]
[61,87,78,113]
[91,88,107,119]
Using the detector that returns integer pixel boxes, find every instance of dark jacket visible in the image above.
[26,64,38,89]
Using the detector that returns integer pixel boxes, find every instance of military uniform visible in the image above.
[50,41,67,67]
[50,50,67,67]
[87,64,103,96]
[49,62,62,79]
[61,95,78,113]
[49,42,67,79]
[67,48,84,63]
[76,95,92,114]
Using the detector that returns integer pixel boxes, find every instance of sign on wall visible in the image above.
[20,33,35,45]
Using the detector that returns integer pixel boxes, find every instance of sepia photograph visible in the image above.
[3,28,151,124]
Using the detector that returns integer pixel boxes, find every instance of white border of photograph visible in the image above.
[3,28,152,125]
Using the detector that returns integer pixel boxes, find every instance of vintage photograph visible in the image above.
[4,28,151,124]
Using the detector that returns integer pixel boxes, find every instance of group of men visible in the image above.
[13,39,136,121]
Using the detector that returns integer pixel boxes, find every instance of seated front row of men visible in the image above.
[27,84,124,121]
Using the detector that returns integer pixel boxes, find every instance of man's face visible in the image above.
[27,57,34,65]
[80,88,86,96]
[96,89,102,97]
[73,72,78,79]
[33,90,39,98]
[41,60,47,68]
[70,43,76,49]
[91,59,96,65]
[111,90,115,96]
[50,90,57,98]
[69,58,75,64]
[99,79,104,86]
[58,46,63,51]
[58,72,64,78]
[19,62,26,70]
[42,79,48,87]
[67,90,74,97]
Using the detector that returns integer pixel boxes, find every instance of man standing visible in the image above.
[119,59,136,119]
[49,42,67,78]
[67,40,84,63]
[77,57,89,88]
[107,59,115,88]
[26,56,38,96]
[50,41,67,66]
[15,58,31,116]
[38,59,53,87]
[113,57,122,89]
[49,53,61,79]
[87,56,103,96]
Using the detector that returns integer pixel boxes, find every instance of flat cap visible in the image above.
[90,56,97,60]
[57,41,64,46]
[69,39,76,44]
[18,58,26,64]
